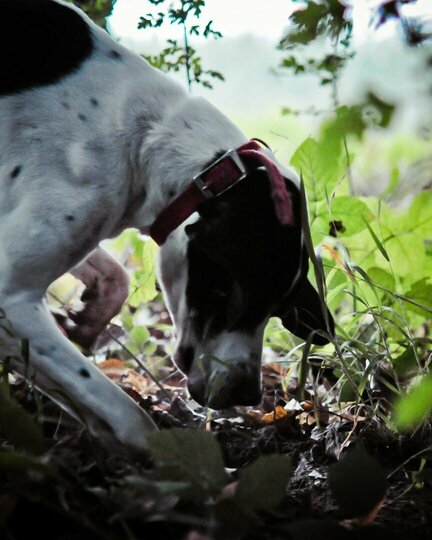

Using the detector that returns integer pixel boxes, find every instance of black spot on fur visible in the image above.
[168,189,175,198]
[0,1,93,96]
[10,165,22,179]
[78,113,87,122]
[62,102,71,110]
[109,50,122,60]
[65,215,75,221]
[90,98,99,107]
[79,368,91,378]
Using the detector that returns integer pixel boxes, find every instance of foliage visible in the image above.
[69,0,117,29]
[278,0,431,107]
[138,0,224,90]
[393,374,432,428]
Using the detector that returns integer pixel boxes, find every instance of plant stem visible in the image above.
[182,1,192,91]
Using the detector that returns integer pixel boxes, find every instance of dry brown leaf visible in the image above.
[246,409,264,423]
[301,400,314,412]
[262,406,288,424]
[121,369,149,396]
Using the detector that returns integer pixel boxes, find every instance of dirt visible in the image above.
[1,366,431,540]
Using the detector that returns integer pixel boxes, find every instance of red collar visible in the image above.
[149,140,293,245]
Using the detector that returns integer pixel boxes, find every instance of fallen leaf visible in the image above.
[301,400,314,412]
[98,358,127,370]
[121,369,149,396]
[262,406,288,424]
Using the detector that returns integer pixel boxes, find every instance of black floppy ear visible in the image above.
[275,278,335,345]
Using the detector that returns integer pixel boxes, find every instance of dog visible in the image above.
[0,0,334,452]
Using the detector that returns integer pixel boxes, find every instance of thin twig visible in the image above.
[387,446,432,479]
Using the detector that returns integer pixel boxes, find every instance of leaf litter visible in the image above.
[1,307,431,539]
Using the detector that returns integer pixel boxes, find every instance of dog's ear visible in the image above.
[274,278,334,345]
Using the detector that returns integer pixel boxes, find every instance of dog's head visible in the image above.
[157,165,334,409]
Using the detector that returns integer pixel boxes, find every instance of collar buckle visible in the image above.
[193,148,247,199]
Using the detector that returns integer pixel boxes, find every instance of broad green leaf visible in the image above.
[330,197,371,235]
[403,278,432,316]
[328,445,387,517]
[290,137,343,202]
[394,374,432,428]
[385,233,425,277]
[235,454,292,511]
[329,196,374,237]
[403,191,432,239]
[366,266,395,289]
[148,429,228,499]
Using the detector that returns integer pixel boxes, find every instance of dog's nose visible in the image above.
[188,360,262,409]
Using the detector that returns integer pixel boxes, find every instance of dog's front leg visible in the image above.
[1,291,157,452]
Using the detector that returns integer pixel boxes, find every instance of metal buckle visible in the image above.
[193,149,247,199]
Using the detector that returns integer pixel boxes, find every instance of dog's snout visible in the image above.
[187,358,262,410]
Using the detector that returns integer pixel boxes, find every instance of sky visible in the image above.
[109,0,432,45]
[109,0,298,43]
[107,0,432,154]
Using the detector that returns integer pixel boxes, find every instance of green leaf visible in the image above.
[130,325,150,347]
[235,455,292,511]
[393,374,432,428]
[320,105,366,144]
[366,267,395,291]
[403,278,432,316]
[290,137,343,202]
[392,346,419,378]
[329,196,374,236]
[328,445,387,517]
[148,429,228,499]
[385,233,425,277]
[0,451,54,475]
[403,191,432,239]
[366,92,395,128]
[0,392,43,455]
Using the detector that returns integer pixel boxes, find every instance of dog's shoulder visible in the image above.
[0,0,94,96]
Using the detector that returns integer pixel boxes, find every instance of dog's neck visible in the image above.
[126,96,247,235]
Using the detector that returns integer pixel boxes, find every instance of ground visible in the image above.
[1,334,431,540]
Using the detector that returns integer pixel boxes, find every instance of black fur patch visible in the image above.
[185,169,334,344]
[185,170,303,336]
[0,0,93,96]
